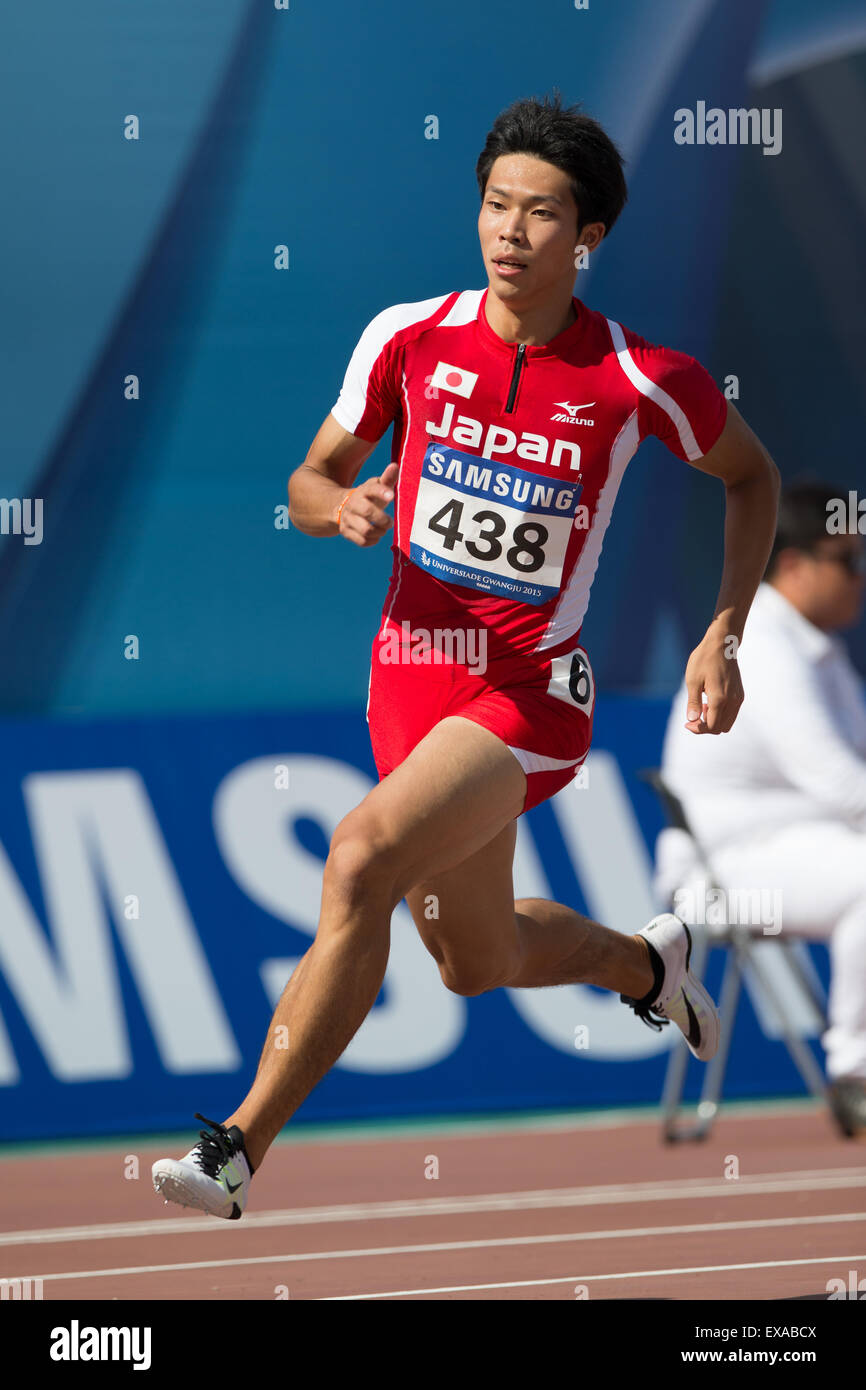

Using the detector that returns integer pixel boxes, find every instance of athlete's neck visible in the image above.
[484,290,577,347]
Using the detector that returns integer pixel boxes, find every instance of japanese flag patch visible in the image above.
[429,361,478,398]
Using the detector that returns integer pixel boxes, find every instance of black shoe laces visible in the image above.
[191,1113,237,1179]
[620,994,670,1033]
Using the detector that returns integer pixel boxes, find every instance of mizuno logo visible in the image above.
[550,400,595,426]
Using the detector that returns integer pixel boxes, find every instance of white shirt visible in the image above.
[658,582,866,854]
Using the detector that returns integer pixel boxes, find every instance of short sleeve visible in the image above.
[628,340,728,462]
[330,306,403,443]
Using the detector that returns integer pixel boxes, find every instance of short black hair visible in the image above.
[475,90,628,237]
[764,477,851,578]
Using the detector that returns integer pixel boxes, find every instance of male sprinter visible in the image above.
[153,93,780,1218]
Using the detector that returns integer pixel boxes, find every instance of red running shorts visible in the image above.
[366,616,595,815]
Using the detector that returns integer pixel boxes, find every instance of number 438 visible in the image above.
[428,500,548,574]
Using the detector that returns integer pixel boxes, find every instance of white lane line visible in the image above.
[13,1210,865,1285]
[3,1166,865,1247]
[324,1253,866,1300]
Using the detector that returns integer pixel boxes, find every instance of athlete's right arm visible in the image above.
[287,413,398,546]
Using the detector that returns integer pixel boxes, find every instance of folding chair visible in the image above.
[638,768,855,1141]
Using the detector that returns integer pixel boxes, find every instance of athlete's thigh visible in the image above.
[338,714,526,901]
[404,820,519,978]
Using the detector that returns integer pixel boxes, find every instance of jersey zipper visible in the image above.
[504,342,526,413]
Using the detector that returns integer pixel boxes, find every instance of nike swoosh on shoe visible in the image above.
[622,913,721,1061]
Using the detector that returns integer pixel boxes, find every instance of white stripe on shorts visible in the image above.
[507,747,582,777]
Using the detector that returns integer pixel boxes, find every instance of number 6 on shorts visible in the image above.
[547,646,595,713]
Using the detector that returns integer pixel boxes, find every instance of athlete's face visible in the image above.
[478,154,603,305]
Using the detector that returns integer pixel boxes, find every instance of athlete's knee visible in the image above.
[437,952,521,997]
[324,815,398,909]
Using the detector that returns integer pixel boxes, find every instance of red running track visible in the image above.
[1,1104,864,1301]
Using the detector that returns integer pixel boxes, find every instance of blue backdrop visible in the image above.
[0,700,830,1142]
[1,0,864,720]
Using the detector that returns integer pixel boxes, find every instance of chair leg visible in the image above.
[660,1024,692,1139]
[778,937,828,1031]
[752,938,855,1137]
[689,941,745,1139]
[661,939,742,1142]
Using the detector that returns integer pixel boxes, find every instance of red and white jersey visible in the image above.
[331,287,727,663]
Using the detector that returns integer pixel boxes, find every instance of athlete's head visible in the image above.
[764,479,865,631]
[476,92,627,306]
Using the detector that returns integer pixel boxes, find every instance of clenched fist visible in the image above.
[336,462,399,547]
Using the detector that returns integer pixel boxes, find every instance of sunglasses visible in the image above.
[810,548,866,577]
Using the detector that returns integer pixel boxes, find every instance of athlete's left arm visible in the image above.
[681,402,781,735]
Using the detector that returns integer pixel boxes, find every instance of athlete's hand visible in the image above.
[336,463,399,547]
[683,633,744,734]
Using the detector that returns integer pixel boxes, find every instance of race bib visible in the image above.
[408,444,583,605]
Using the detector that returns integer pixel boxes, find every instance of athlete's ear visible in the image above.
[576,221,606,254]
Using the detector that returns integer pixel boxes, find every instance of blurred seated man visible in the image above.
[655,480,866,1128]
